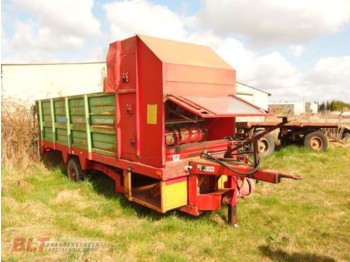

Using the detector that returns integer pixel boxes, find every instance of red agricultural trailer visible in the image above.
[36,35,299,226]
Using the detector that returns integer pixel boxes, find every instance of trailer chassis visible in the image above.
[40,118,300,226]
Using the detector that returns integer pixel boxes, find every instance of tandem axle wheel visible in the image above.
[67,158,86,182]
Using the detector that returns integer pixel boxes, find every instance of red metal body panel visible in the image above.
[104,35,272,169]
[164,64,235,97]
[116,37,138,161]
[137,37,165,167]
[197,190,227,211]
[164,176,187,185]
[108,36,165,167]
[105,42,118,93]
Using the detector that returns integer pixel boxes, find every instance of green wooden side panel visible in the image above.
[43,127,53,141]
[71,124,86,131]
[37,101,44,142]
[55,122,66,129]
[69,99,85,109]
[93,140,116,150]
[54,108,66,115]
[56,128,67,136]
[72,137,88,145]
[54,100,67,136]
[91,115,115,125]
[56,129,67,136]
[69,96,85,148]
[91,126,116,135]
[40,100,52,142]
[71,144,88,150]
[71,129,88,149]
[70,115,86,124]
[37,93,117,156]
[89,94,116,156]
[92,148,116,157]
[50,99,56,142]
[65,97,72,147]
[56,128,68,145]
[84,95,92,153]
[57,139,68,146]
[70,108,85,115]
[69,98,85,107]
[42,101,51,109]
[42,101,52,125]
[72,130,87,139]
[43,122,52,128]
[89,95,115,106]
[72,139,88,145]
[43,114,52,122]
[92,132,115,143]
[90,105,115,115]
[54,100,65,109]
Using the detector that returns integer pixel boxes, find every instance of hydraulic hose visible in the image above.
[203,151,260,177]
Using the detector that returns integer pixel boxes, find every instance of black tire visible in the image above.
[304,131,328,151]
[67,158,85,182]
[253,131,275,156]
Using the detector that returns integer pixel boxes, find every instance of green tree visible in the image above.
[318,100,350,111]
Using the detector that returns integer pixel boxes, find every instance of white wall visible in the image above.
[310,103,318,114]
[294,102,305,115]
[236,82,269,110]
[2,63,106,103]
[268,102,319,115]
[236,82,270,122]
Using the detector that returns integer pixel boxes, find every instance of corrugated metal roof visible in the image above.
[137,34,233,70]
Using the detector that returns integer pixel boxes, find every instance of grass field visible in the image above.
[2,144,350,261]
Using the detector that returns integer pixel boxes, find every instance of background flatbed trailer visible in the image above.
[236,121,348,155]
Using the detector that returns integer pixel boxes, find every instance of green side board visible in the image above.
[36,93,117,157]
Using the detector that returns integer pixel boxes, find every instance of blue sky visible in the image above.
[2,0,350,103]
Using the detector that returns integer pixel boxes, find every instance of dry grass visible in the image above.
[2,146,350,261]
[1,98,39,169]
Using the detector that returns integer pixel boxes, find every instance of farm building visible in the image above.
[236,81,270,110]
[236,82,271,122]
[268,102,318,116]
[1,62,106,103]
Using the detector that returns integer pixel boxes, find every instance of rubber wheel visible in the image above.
[67,158,85,182]
[304,131,328,151]
[253,131,275,156]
